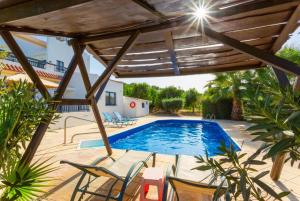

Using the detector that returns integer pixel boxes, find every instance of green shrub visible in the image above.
[202,98,232,119]
[0,78,58,200]
[162,98,183,112]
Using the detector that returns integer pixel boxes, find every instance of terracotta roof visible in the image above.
[1,63,62,81]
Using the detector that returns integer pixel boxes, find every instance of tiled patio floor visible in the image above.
[36,115,300,201]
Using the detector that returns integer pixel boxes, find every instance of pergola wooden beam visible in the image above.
[117,63,261,78]
[79,0,300,44]
[21,49,82,164]
[164,32,180,75]
[95,79,109,102]
[71,40,112,155]
[86,31,141,99]
[54,53,83,99]
[86,45,114,102]
[213,0,300,18]
[131,0,167,20]
[271,4,300,89]
[0,24,77,38]
[86,44,108,68]
[80,16,189,44]
[0,0,94,24]
[272,4,300,89]
[0,31,50,98]
[271,4,300,53]
[203,27,300,76]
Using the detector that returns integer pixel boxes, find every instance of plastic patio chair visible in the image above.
[102,112,127,127]
[61,151,156,201]
[113,111,137,125]
[162,155,228,201]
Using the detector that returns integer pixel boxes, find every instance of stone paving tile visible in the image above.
[35,115,300,201]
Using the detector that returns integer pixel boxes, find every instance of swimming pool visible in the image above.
[79,119,240,156]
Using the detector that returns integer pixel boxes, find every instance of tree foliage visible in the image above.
[0,49,9,71]
[245,83,300,166]
[161,98,183,112]
[124,83,198,112]
[185,88,200,112]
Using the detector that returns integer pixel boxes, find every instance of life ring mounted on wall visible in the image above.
[129,101,136,108]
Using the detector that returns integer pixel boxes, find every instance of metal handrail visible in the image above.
[205,114,216,119]
[63,116,96,144]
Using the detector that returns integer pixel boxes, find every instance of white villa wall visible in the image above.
[96,80,124,116]
[46,37,90,73]
[64,73,124,116]
[63,72,87,99]
[123,97,149,118]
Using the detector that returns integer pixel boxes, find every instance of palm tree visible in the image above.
[205,72,247,120]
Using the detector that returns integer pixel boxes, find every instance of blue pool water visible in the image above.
[80,120,240,156]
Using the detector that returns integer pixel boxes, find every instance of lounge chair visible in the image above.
[163,155,227,201]
[61,150,156,201]
[113,111,137,125]
[102,112,127,127]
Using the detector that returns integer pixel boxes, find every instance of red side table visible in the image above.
[140,167,165,201]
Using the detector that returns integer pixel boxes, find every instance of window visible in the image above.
[56,60,65,72]
[105,91,116,106]
[142,102,145,108]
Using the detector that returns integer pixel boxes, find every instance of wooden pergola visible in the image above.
[0,0,300,179]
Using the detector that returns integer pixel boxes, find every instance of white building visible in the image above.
[0,34,149,118]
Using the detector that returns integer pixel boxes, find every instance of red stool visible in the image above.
[140,168,164,201]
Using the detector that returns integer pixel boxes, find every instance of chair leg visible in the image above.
[71,172,87,201]
[140,179,145,201]
[78,175,92,200]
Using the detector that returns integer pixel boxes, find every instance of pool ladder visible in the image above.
[63,116,98,144]
[205,113,216,119]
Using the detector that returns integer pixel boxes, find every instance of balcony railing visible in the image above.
[55,65,67,73]
[6,52,46,69]
[1,49,68,73]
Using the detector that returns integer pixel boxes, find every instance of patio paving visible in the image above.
[36,115,300,201]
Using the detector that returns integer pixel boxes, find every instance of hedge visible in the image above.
[162,98,183,112]
[202,98,233,119]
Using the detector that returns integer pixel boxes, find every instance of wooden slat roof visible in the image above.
[0,0,300,77]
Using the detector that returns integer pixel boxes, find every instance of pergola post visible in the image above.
[0,31,50,98]
[71,40,112,155]
[86,30,141,99]
[21,52,81,164]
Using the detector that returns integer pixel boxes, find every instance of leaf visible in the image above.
[254,171,269,180]
[240,174,249,201]
[1,180,12,186]
[194,165,211,171]
[284,111,300,124]
[252,178,282,200]
[243,160,266,166]
[267,138,293,158]
[247,124,274,131]
[278,191,290,198]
